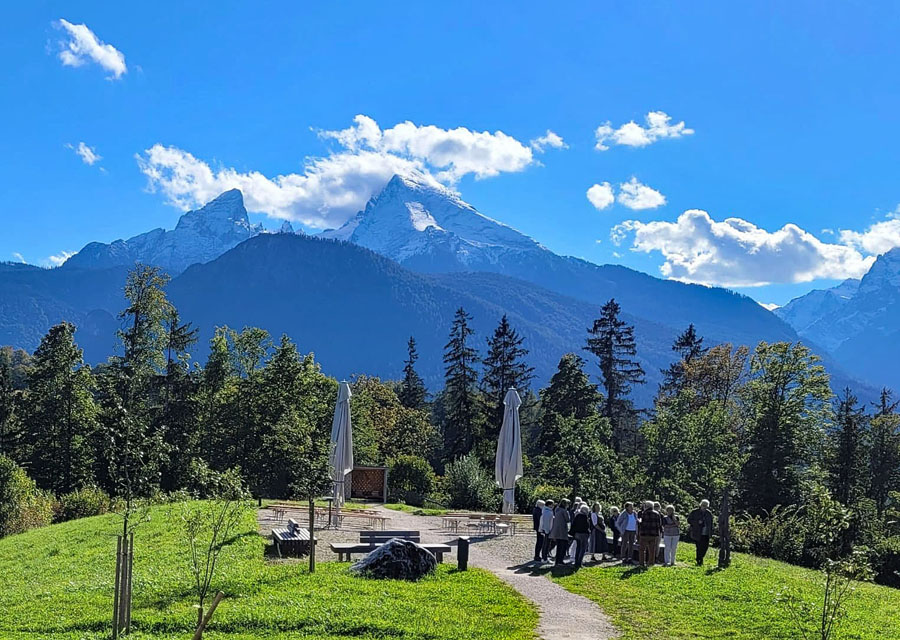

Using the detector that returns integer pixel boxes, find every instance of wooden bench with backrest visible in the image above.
[330,530,451,563]
[271,519,314,557]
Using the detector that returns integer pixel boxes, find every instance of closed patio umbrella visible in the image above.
[495,387,523,514]
[330,381,354,525]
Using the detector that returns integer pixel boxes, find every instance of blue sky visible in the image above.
[4,1,900,305]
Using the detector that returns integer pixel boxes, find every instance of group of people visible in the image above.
[531,497,715,570]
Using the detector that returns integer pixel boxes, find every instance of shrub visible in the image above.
[388,455,436,505]
[515,480,573,513]
[56,485,112,522]
[443,454,500,512]
[732,486,850,567]
[869,536,900,587]
[0,455,54,537]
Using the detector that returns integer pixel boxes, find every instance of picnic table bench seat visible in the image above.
[330,530,451,563]
[272,518,315,557]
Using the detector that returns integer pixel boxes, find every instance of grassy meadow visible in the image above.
[0,505,537,640]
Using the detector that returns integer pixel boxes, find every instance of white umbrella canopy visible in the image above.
[495,387,524,514]
[330,381,354,515]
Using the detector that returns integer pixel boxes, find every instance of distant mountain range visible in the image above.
[776,248,900,392]
[0,174,872,402]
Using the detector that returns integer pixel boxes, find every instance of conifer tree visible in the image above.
[481,315,534,435]
[0,356,20,459]
[869,388,900,516]
[536,353,603,454]
[827,388,869,506]
[585,299,645,452]
[398,336,427,411]
[441,307,480,460]
[660,324,707,396]
[22,322,98,494]
[159,309,200,491]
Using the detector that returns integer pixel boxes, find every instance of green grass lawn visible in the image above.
[0,505,537,640]
[549,543,900,639]
[383,503,449,516]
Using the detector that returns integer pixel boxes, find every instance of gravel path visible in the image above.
[370,507,621,640]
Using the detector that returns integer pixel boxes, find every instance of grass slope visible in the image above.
[552,544,900,639]
[0,505,537,640]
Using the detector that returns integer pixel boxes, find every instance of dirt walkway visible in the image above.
[373,506,620,640]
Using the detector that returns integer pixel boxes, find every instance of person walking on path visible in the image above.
[571,505,592,568]
[637,501,663,567]
[550,499,572,565]
[607,506,621,556]
[532,499,546,562]
[539,499,555,562]
[662,505,681,567]
[687,499,714,566]
[616,502,639,563]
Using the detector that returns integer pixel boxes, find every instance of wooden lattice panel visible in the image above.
[350,467,386,500]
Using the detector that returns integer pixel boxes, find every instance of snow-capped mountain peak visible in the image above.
[63,189,262,274]
[320,173,543,270]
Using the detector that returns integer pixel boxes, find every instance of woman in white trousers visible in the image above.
[662,505,681,567]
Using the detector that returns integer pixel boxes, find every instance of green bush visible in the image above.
[0,455,54,537]
[731,485,850,567]
[443,454,500,512]
[869,536,900,587]
[55,486,112,522]
[387,455,436,505]
[515,480,573,513]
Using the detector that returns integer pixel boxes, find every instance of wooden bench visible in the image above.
[330,530,452,563]
[271,519,314,557]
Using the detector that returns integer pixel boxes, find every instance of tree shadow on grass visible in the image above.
[618,565,649,580]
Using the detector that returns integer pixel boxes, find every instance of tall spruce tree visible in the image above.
[0,356,20,459]
[398,337,427,411]
[158,309,200,491]
[585,299,645,452]
[660,324,707,396]
[441,308,480,460]
[481,315,534,435]
[827,388,869,506]
[536,353,602,454]
[869,388,900,516]
[22,322,98,494]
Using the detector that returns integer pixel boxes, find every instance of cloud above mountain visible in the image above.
[55,19,126,80]
[612,209,876,287]
[137,115,549,229]
[595,111,693,151]
[586,178,665,211]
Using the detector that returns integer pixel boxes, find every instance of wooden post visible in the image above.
[191,591,224,640]
[308,497,315,574]
[125,532,134,633]
[112,535,122,639]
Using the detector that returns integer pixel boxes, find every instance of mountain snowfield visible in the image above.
[0,174,878,398]
[62,189,263,274]
[776,248,900,391]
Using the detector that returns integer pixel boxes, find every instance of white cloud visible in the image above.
[138,115,547,229]
[66,141,102,166]
[11,252,25,263]
[319,115,536,183]
[838,218,900,255]
[595,111,694,151]
[617,177,666,210]
[586,182,614,211]
[46,250,75,267]
[529,130,567,153]
[55,19,126,79]
[612,209,875,287]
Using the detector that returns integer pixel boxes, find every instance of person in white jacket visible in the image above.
[539,499,555,562]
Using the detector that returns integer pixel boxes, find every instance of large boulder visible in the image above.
[350,539,437,580]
